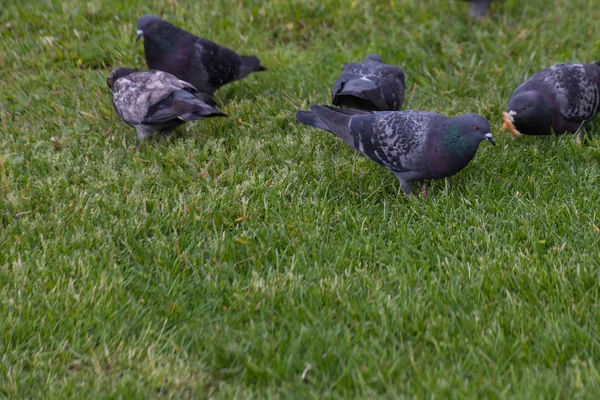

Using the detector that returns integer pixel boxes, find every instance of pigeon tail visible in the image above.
[193,91,220,108]
[334,79,387,111]
[239,55,267,78]
[178,104,227,121]
[309,105,366,149]
[296,111,331,132]
[168,91,227,121]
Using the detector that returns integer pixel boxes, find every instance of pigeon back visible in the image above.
[332,60,405,111]
[514,63,600,122]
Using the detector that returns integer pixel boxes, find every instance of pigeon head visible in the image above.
[106,68,137,88]
[363,54,384,63]
[447,114,495,148]
[507,91,556,135]
[136,14,171,41]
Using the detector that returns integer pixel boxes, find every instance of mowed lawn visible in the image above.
[2,0,600,397]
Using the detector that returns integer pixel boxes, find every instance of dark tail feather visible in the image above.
[309,105,365,149]
[333,79,388,111]
[240,55,267,77]
[178,101,227,121]
[296,111,331,132]
[193,91,219,108]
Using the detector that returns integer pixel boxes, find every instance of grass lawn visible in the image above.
[2,0,600,397]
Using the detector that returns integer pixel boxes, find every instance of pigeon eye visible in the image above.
[148,22,153,27]
[474,125,480,131]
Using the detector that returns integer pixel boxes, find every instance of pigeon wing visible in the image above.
[350,111,436,173]
[377,66,406,111]
[143,89,225,124]
[194,39,242,87]
[525,64,600,122]
[112,75,173,125]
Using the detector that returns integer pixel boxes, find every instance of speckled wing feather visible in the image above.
[111,70,224,128]
[112,71,193,124]
[350,111,442,172]
[514,64,600,122]
[331,62,364,99]
[377,66,406,110]
[193,39,242,89]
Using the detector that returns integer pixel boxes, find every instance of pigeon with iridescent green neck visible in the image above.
[296,105,495,196]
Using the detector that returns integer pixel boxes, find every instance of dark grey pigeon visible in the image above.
[461,0,494,18]
[296,105,495,196]
[136,14,266,96]
[504,63,600,136]
[106,68,226,139]
[331,54,406,112]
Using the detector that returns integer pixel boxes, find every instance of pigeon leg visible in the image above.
[393,172,413,198]
[159,132,172,144]
[135,126,156,150]
[158,127,178,143]
[575,125,588,148]
[417,181,428,198]
[445,177,452,193]
[135,128,145,151]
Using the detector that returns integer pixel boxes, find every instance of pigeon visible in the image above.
[461,0,494,19]
[502,63,600,136]
[135,14,266,96]
[106,68,226,139]
[296,105,495,196]
[331,54,406,112]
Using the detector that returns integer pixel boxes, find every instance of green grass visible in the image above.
[2,0,600,397]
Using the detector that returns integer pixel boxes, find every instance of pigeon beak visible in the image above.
[485,132,496,146]
[135,30,143,42]
[508,110,517,116]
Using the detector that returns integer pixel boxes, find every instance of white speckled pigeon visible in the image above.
[331,54,406,111]
[296,105,495,196]
[136,14,266,96]
[461,0,494,18]
[504,63,600,136]
[106,68,226,139]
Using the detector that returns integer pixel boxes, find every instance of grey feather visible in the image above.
[107,68,226,139]
[507,63,600,135]
[332,54,405,112]
[136,14,266,95]
[297,105,494,196]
